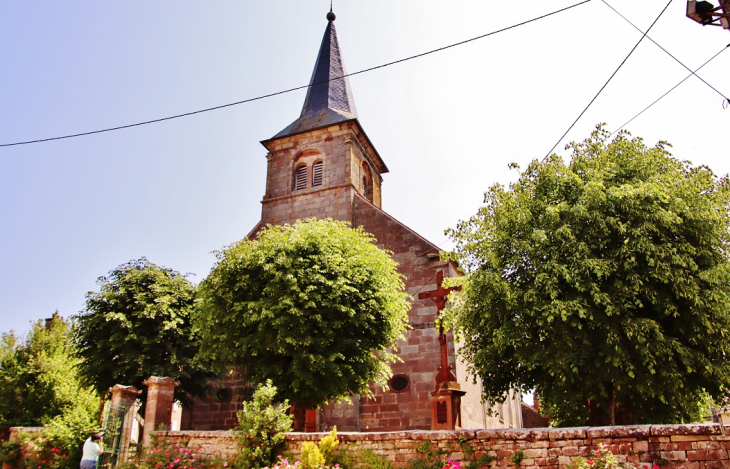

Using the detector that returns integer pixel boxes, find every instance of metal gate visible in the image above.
[98,402,128,468]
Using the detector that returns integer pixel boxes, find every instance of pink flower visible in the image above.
[335,465,340,468]
[653,466,660,469]
[588,461,594,466]
[223,463,228,467]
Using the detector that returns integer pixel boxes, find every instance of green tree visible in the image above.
[74,258,215,405]
[195,219,410,430]
[0,314,98,426]
[446,126,730,426]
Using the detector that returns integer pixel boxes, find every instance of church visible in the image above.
[181,9,522,432]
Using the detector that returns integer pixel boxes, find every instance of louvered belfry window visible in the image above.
[312,161,323,187]
[294,165,308,190]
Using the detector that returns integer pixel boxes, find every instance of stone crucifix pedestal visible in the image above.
[418,270,465,430]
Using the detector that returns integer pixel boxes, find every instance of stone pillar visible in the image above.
[142,377,179,445]
[110,384,142,409]
[108,385,142,461]
[430,381,466,430]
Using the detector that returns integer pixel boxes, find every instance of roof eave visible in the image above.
[260,118,389,174]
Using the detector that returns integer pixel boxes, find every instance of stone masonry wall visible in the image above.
[353,194,454,431]
[157,424,730,469]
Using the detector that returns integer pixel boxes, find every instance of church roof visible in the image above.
[271,10,358,139]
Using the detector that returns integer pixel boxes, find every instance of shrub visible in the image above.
[300,443,325,469]
[0,442,21,469]
[299,428,338,469]
[13,406,96,469]
[40,406,98,469]
[231,380,293,469]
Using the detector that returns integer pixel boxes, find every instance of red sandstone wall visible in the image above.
[158,424,730,469]
[181,370,248,431]
[354,195,457,431]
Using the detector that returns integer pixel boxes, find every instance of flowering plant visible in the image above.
[116,434,231,469]
[568,444,660,469]
[264,454,342,469]
[16,432,69,469]
[442,458,462,469]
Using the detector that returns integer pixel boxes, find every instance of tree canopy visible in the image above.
[74,258,215,405]
[195,219,410,426]
[0,314,98,426]
[446,126,730,425]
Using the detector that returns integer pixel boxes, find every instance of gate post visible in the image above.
[142,376,179,446]
[109,385,142,462]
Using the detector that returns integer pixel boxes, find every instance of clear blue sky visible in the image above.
[1,1,728,336]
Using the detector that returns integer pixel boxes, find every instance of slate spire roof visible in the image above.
[272,9,358,139]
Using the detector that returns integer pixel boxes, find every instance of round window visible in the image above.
[215,388,232,404]
[389,374,410,393]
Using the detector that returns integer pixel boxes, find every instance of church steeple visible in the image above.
[272,9,358,139]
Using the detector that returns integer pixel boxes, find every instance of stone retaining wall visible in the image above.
[157,424,730,469]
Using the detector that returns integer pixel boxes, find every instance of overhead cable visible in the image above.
[543,0,672,160]
[602,0,729,105]
[0,0,592,148]
[612,43,730,135]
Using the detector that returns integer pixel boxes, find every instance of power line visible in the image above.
[543,0,672,160]
[612,43,730,135]
[602,0,729,104]
[0,0,592,149]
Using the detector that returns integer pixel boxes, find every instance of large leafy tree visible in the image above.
[195,219,410,430]
[0,314,98,426]
[446,126,730,426]
[74,258,215,405]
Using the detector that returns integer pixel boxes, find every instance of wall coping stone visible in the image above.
[652,425,720,436]
[549,428,589,440]
[587,425,653,439]
[157,425,724,443]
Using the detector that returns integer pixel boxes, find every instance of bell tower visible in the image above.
[257,10,388,229]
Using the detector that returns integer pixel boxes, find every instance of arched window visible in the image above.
[362,163,373,202]
[292,150,323,192]
[312,161,323,187]
[294,164,307,191]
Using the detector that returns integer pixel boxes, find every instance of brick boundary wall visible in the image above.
[156,424,730,469]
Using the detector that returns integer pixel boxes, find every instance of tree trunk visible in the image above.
[609,388,616,426]
[290,401,307,432]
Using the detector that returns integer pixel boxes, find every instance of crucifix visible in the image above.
[418,270,461,384]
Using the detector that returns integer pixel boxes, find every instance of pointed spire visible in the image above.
[272,9,358,139]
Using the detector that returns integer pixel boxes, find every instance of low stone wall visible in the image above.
[157,424,730,469]
[8,427,42,444]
